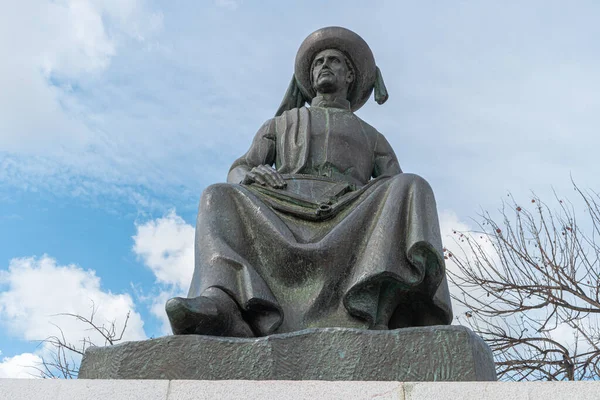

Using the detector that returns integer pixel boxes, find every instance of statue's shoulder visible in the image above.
[276,106,310,120]
[257,104,310,131]
[266,107,311,138]
[353,114,385,140]
[272,106,311,129]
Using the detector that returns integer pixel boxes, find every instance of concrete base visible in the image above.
[79,326,496,381]
[2,380,600,400]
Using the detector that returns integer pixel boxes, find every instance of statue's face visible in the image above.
[311,49,354,94]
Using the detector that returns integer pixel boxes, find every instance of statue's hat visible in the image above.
[276,26,388,116]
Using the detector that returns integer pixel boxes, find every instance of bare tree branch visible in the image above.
[33,302,131,379]
[448,184,600,381]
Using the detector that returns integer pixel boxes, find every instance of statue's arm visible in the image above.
[227,118,280,185]
[372,132,402,178]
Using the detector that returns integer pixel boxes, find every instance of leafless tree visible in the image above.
[32,302,130,379]
[447,184,600,381]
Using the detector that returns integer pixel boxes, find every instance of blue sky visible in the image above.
[2,0,600,377]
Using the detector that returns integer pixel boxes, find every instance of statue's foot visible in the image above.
[165,288,254,337]
[165,296,223,335]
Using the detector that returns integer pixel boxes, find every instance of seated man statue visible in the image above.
[166,27,452,337]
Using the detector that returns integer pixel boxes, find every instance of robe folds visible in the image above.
[188,100,452,336]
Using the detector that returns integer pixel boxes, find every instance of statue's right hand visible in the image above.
[242,165,287,189]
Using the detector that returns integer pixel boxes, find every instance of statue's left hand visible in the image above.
[242,165,287,189]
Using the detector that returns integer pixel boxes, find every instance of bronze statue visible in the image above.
[166,27,452,337]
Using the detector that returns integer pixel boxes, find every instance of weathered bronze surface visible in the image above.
[165,26,453,338]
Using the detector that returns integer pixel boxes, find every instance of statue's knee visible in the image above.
[201,183,234,203]
[199,183,238,213]
[395,173,434,194]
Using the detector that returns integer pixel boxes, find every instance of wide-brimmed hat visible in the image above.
[276,27,388,116]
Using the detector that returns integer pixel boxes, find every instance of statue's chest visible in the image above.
[308,108,373,174]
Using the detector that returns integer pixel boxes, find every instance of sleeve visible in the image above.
[227,118,277,184]
[372,132,402,178]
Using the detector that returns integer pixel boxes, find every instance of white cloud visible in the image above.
[438,209,501,325]
[149,290,177,336]
[439,210,473,262]
[132,210,195,290]
[0,0,162,155]
[439,210,474,323]
[40,0,115,77]
[439,209,499,264]
[0,256,147,364]
[132,210,195,335]
[0,353,43,379]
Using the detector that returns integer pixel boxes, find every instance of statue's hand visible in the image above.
[243,165,287,189]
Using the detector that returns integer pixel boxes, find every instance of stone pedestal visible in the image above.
[78,325,496,381]
[5,380,600,400]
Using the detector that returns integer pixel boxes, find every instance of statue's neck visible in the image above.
[316,90,348,102]
[311,95,351,110]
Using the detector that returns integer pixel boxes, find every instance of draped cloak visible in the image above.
[188,97,452,336]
